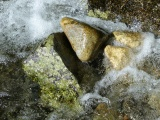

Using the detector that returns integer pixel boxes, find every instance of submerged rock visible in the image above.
[113,31,142,48]
[104,45,131,70]
[60,17,108,62]
[93,103,118,120]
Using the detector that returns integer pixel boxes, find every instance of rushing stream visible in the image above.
[0,0,160,120]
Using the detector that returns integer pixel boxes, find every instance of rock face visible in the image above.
[88,0,160,34]
[104,45,130,70]
[60,17,107,62]
[113,31,142,48]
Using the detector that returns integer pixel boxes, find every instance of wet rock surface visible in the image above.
[113,31,142,48]
[88,0,160,34]
[93,102,118,120]
[0,62,48,120]
[104,45,131,70]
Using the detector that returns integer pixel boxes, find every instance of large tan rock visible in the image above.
[60,17,107,62]
[113,31,142,48]
[104,45,130,70]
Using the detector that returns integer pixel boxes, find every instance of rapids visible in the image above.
[0,0,160,119]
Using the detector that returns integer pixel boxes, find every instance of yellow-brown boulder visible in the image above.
[113,31,142,48]
[104,45,130,70]
[60,17,107,62]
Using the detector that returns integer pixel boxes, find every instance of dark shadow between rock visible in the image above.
[53,32,106,91]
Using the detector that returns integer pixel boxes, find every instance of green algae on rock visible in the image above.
[23,34,82,111]
[60,17,108,62]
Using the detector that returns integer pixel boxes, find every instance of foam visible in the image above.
[135,32,156,62]
[1,0,160,119]
[0,0,129,63]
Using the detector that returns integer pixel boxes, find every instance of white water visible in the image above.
[1,0,160,119]
[81,34,160,119]
[0,0,127,63]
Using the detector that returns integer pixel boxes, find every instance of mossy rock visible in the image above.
[23,34,82,111]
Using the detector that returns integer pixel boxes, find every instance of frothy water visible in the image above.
[80,33,160,119]
[1,0,160,119]
[0,0,128,63]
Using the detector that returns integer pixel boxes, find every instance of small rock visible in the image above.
[93,103,118,120]
[95,103,109,114]
[104,45,130,70]
[113,31,142,48]
[60,17,107,62]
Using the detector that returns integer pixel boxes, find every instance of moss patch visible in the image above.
[23,35,82,111]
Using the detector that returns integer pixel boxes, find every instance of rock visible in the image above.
[93,103,118,120]
[60,17,108,62]
[104,45,130,70]
[23,34,82,111]
[95,103,109,114]
[88,0,160,34]
[113,31,142,48]
[53,32,104,92]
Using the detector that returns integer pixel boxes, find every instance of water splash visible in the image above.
[0,0,128,63]
[80,33,160,119]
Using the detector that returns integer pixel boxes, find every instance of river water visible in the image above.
[0,0,160,119]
